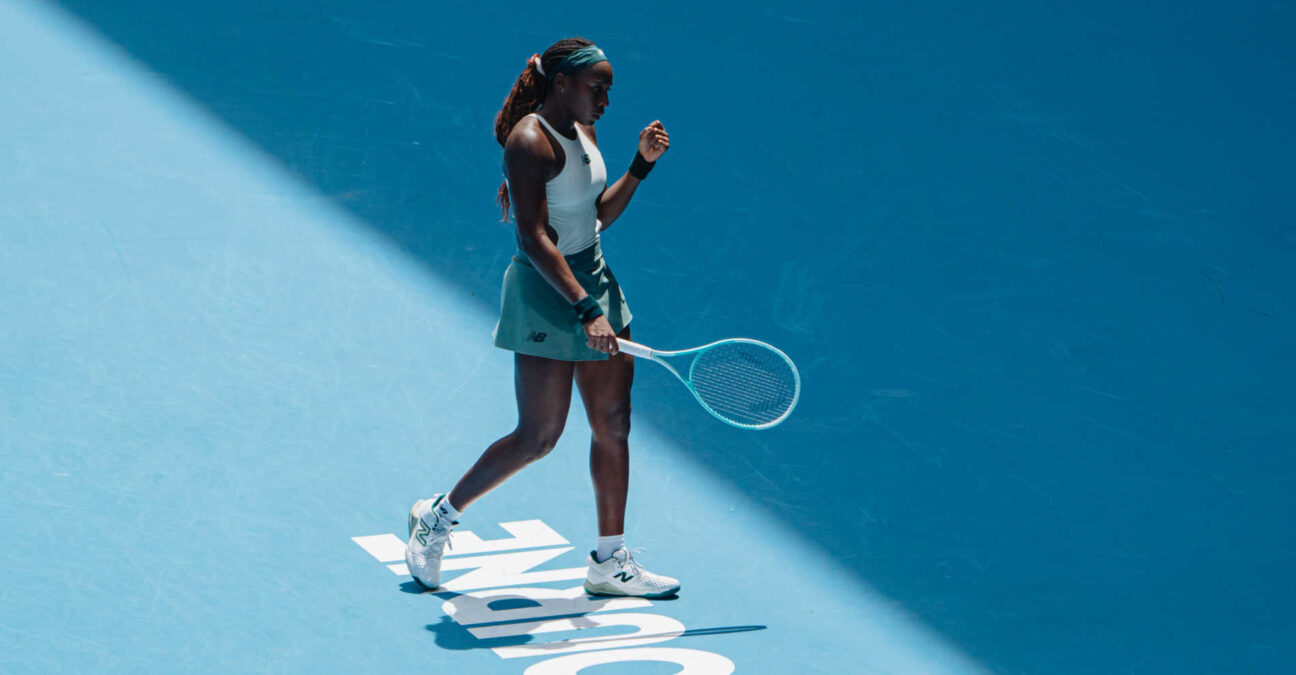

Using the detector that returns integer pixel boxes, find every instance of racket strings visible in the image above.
[689,343,798,427]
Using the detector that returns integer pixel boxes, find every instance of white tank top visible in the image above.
[524,112,607,255]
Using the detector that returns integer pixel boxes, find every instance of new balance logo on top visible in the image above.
[526,331,547,343]
[580,153,591,166]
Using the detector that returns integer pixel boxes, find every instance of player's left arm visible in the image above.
[594,120,669,230]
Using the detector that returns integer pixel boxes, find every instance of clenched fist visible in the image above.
[638,121,670,162]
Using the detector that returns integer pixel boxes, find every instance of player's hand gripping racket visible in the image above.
[616,338,801,429]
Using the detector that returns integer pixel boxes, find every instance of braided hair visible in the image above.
[493,37,596,221]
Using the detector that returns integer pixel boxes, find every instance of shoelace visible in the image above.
[428,514,455,552]
[615,547,648,576]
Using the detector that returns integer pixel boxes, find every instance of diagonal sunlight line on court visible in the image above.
[0,2,988,673]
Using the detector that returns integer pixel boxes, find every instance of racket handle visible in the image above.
[615,338,654,359]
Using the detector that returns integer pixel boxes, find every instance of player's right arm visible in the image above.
[505,123,618,353]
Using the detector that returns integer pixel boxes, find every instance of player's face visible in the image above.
[570,62,612,125]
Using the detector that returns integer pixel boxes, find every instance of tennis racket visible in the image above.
[616,338,801,430]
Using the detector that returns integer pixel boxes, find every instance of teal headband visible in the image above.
[549,45,607,79]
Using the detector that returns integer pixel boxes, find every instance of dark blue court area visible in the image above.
[3,1,1294,672]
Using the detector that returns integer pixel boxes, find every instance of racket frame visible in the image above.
[616,337,801,429]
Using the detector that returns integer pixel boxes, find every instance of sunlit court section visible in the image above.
[0,2,988,673]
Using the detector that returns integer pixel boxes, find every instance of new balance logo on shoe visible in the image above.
[414,520,430,546]
[614,571,636,583]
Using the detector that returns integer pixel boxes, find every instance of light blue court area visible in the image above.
[2,0,1294,673]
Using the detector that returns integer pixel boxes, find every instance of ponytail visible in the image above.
[493,62,547,220]
[492,37,596,221]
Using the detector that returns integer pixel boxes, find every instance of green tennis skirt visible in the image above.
[492,241,632,361]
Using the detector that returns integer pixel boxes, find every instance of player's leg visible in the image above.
[406,353,574,589]
[574,329,634,538]
[447,353,575,509]
[574,327,679,598]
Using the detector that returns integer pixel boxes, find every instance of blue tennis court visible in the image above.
[3,1,1293,672]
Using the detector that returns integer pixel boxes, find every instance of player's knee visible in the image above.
[590,402,631,444]
[520,424,564,462]
[532,434,560,461]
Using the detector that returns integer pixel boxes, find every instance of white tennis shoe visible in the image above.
[584,547,680,598]
[404,494,457,590]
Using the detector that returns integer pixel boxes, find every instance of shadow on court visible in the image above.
[398,580,435,595]
[50,0,1296,673]
[424,615,765,653]
[426,615,494,652]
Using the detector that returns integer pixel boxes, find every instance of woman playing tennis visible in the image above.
[404,38,679,598]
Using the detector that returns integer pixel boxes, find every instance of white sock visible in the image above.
[435,494,462,525]
[596,534,625,562]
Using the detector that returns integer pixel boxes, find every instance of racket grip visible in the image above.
[615,338,654,359]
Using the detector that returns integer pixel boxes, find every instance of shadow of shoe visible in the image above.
[398,580,427,595]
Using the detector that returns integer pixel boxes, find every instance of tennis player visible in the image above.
[405,38,679,598]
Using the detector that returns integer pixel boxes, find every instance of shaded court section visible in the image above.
[4,0,1296,672]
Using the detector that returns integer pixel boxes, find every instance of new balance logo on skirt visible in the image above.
[352,519,734,673]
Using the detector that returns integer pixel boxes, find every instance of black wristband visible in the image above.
[573,295,604,324]
[629,152,655,180]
